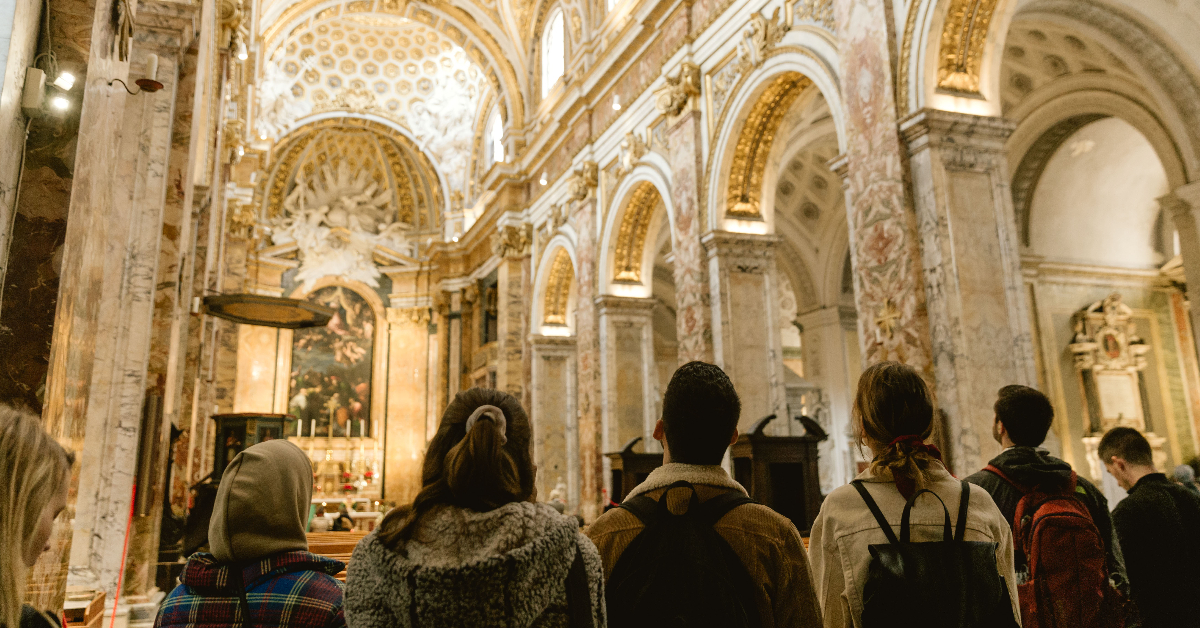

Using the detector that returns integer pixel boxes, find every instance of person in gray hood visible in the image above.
[344,388,605,627]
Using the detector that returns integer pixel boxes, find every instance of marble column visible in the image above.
[570,192,602,520]
[702,231,788,432]
[530,335,577,509]
[30,0,135,608]
[597,295,659,494]
[1162,180,1200,449]
[495,228,531,403]
[384,307,430,506]
[900,109,1036,474]
[798,306,859,491]
[120,0,200,598]
[663,103,714,364]
[831,0,933,376]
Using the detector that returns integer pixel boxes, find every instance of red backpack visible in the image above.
[985,465,1120,628]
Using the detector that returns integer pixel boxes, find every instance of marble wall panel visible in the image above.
[497,255,528,402]
[532,345,573,505]
[665,110,713,364]
[832,0,933,374]
[384,313,429,506]
[613,322,646,447]
[570,196,601,520]
[726,272,771,428]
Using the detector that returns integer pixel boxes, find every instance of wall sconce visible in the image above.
[539,171,548,185]
[109,53,163,94]
[612,95,621,110]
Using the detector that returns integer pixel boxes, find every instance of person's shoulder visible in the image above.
[586,505,642,541]
[963,467,1002,489]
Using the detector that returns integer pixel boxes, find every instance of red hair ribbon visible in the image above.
[887,435,942,500]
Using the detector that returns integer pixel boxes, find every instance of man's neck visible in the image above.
[1125,465,1158,489]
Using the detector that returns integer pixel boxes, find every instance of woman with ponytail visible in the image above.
[344,388,605,627]
[807,362,1019,627]
[0,406,73,628]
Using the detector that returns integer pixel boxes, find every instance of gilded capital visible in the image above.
[654,63,701,117]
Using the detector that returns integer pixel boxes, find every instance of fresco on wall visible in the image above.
[289,286,374,437]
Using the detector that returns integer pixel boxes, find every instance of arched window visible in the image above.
[488,107,505,165]
[542,11,566,98]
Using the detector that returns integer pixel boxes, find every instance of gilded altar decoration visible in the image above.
[654,63,702,117]
[737,9,790,72]
[937,0,1002,94]
[290,286,375,438]
[1069,294,1169,480]
[568,161,599,201]
[271,162,412,289]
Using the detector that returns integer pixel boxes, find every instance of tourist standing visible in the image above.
[344,388,604,627]
[587,362,822,628]
[154,440,346,628]
[1171,464,1200,498]
[808,362,1019,628]
[1100,427,1200,628]
[0,406,73,628]
[965,385,1128,627]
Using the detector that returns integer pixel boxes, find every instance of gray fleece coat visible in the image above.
[344,501,605,628]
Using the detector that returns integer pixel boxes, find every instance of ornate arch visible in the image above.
[726,73,812,219]
[599,166,675,297]
[543,248,575,325]
[612,181,661,283]
[532,236,578,334]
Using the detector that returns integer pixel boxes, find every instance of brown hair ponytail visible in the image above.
[378,388,534,550]
[855,362,941,497]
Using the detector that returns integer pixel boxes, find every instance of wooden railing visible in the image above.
[307,531,369,581]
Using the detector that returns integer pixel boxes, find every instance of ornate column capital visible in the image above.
[701,231,781,272]
[134,0,201,53]
[492,223,533,259]
[387,306,431,326]
[899,108,1016,167]
[594,294,657,317]
[567,162,599,202]
[654,63,701,117]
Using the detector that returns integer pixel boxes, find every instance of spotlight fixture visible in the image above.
[539,171,548,186]
[259,131,268,140]
[236,40,249,61]
[50,96,69,111]
[52,72,75,91]
[237,145,245,157]
[612,95,621,110]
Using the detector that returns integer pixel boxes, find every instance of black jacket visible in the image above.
[964,447,1128,592]
[19,606,60,628]
[1111,473,1200,628]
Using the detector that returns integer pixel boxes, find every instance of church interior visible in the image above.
[3,0,1200,621]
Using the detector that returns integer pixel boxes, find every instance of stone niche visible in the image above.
[1070,294,1169,485]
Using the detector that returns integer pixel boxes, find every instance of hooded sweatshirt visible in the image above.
[345,501,605,628]
[964,446,1128,590]
[155,440,346,628]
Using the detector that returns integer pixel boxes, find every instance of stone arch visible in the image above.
[532,238,578,335]
[260,117,447,236]
[705,52,848,233]
[599,166,675,297]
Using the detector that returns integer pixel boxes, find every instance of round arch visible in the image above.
[705,53,848,234]
[598,165,676,297]
[532,236,578,335]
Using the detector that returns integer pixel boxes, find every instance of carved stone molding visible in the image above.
[543,248,574,325]
[727,73,810,218]
[736,9,790,72]
[937,0,1003,95]
[388,306,431,325]
[613,181,661,283]
[615,132,648,178]
[567,161,599,201]
[492,223,533,258]
[654,63,701,117]
[900,108,1015,171]
[794,0,834,30]
[701,231,780,273]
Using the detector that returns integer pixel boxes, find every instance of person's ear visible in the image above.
[730,427,739,446]
[653,419,666,441]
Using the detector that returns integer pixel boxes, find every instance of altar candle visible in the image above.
[146,54,158,81]
[310,419,316,440]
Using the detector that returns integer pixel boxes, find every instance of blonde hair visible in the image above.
[0,406,73,627]
[855,362,940,491]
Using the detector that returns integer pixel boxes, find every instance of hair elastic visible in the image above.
[465,405,507,444]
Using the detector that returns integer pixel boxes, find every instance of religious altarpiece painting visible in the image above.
[290,285,375,439]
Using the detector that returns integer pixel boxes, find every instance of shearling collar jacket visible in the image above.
[344,501,605,628]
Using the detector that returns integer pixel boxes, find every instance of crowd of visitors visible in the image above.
[4,361,1200,627]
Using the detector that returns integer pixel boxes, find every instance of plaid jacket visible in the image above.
[154,551,346,628]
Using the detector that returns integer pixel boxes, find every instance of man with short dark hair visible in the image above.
[587,361,822,627]
[1100,427,1200,627]
[965,386,1128,621]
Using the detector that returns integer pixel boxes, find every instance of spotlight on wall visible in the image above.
[237,145,245,157]
[52,72,75,91]
[236,40,249,61]
[612,95,621,111]
[539,171,548,185]
[50,96,70,111]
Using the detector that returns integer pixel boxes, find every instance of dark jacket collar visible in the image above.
[987,446,1074,489]
[1128,472,1171,494]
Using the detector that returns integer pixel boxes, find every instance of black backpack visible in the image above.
[606,481,762,628]
[851,480,1020,628]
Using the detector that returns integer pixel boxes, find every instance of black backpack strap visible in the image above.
[695,490,756,527]
[899,488,953,543]
[955,481,970,542]
[566,543,594,628]
[851,480,900,545]
[618,493,661,526]
[228,563,256,628]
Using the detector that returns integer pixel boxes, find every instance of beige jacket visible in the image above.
[808,466,1020,628]
[587,463,823,628]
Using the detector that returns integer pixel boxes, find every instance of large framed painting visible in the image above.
[289,286,375,437]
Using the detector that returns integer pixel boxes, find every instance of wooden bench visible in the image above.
[307,531,368,580]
